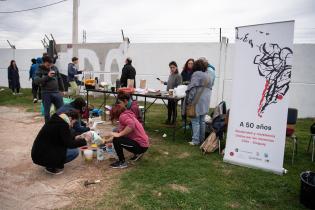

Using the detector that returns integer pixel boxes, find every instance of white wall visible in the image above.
[0,48,45,88]
[0,43,314,117]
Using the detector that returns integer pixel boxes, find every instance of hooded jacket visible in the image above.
[120,64,136,87]
[29,57,42,80]
[31,113,86,168]
[118,110,149,148]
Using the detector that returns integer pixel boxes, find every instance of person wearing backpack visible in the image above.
[184,59,212,146]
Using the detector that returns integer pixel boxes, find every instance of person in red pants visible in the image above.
[109,104,149,169]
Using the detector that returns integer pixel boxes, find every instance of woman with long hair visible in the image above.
[181,58,194,85]
[110,104,149,169]
[160,61,182,124]
[8,60,21,95]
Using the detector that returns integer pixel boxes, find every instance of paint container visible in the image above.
[80,146,88,159]
[84,149,93,161]
[91,144,98,158]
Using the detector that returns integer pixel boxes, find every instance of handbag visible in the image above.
[186,79,209,118]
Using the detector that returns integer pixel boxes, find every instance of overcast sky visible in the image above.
[0,0,314,48]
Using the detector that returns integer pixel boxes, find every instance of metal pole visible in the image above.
[72,0,79,56]
[219,28,222,43]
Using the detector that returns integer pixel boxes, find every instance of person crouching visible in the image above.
[31,111,87,175]
[110,104,149,169]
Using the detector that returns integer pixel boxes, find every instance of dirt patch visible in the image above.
[169,184,190,193]
[227,202,241,209]
[0,106,127,210]
[178,152,190,159]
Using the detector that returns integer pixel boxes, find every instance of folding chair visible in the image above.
[286,108,298,164]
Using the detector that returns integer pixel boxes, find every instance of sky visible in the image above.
[0,0,314,49]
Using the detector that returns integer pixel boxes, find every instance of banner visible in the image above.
[223,21,295,174]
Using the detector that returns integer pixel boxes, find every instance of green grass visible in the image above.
[1,87,314,210]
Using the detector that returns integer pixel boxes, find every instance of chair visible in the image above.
[286,108,298,164]
[206,101,227,154]
[307,123,315,162]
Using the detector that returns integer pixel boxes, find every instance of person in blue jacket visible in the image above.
[29,58,42,103]
[68,57,82,96]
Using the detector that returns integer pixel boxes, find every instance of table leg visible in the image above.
[172,100,177,141]
[86,90,89,123]
[143,96,147,127]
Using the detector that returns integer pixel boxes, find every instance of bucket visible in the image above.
[300,171,315,209]
[80,146,88,158]
[84,149,93,161]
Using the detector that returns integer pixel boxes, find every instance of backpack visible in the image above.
[200,131,218,154]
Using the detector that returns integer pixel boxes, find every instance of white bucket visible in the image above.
[84,149,93,161]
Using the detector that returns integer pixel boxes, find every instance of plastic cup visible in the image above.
[84,149,93,161]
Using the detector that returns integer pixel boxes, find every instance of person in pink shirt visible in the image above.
[110,104,149,169]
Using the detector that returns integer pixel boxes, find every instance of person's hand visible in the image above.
[48,70,55,77]
[111,132,120,138]
[160,80,164,84]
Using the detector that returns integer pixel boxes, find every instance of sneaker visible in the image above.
[17,92,23,95]
[12,92,16,95]
[110,161,128,169]
[44,167,64,175]
[38,99,42,103]
[130,153,144,162]
[188,141,199,146]
[33,98,38,103]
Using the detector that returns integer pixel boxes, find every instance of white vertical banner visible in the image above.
[223,21,295,174]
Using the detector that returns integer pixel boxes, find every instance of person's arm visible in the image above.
[68,63,75,80]
[120,67,128,87]
[34,68,50,85]
[56,70,65,92]
[61,124,87,148]
[29,66,33,80]
[111,126,133,138]
[174,74,182,88]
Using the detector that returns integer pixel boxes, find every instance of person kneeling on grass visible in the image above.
[31,111,87,175]
[109,104,149,169]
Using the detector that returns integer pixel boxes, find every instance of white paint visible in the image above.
[0,42,314,117]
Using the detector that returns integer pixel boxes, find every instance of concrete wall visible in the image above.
[0,42,314,117]
[0,48,45,88]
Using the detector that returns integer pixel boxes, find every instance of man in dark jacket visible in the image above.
[31,112,87,175]
[68,57,82,96]
[120,57,136,88]
[56,97,90,134]
[34,56,65,122]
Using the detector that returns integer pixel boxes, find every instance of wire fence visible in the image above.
[1,27,315,48]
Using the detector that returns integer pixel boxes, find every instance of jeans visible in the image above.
[167,99,177,123]
[113,137,148,162]
[65,148,79,163]
[191,114,206,144]
[69,81,78,96]
[42,92,64,122]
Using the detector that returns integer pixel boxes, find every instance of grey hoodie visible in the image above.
[34,65,64,93]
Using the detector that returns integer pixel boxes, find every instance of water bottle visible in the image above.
[97,147,105,161]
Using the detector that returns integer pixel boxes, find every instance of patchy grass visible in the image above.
[1,87,314,210]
